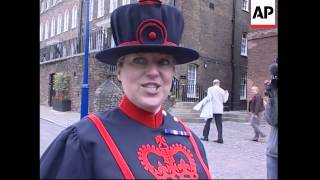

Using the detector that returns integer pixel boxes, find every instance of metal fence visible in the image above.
[40,28,117,71]
[170,78,207,102]
[40,28,109,63]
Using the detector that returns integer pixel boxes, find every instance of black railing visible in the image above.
[40,28,110,63]
[40,28,117,72]
[170,78,207,102]
[180,84,207,102]
[170,77,180,98]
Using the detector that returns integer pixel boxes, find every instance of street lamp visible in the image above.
[80,0,90,118]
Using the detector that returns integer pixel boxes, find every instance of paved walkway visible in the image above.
[40,105,269,179]
[40,105,81,127]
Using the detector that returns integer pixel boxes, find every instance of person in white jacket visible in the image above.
[194,79,229,143]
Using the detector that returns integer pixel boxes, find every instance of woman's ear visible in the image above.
[116,56,124,82]
[117,68,121,81]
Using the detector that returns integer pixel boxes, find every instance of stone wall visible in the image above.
[94,77,123,113]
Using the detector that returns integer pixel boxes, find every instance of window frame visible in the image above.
[187,64,197,98]
[242,0,249,12]
[240,32,248,56]
[50,17,56,37]
[57,14,62,34]
[44,21,49,40]
[46,0,50,10]
[122,0,130,5]
[239,71,247,100]
[89,0,94,21]
[71,5,78,29]
[40,23,43,41]
[63,10,69,32]
[97,0,105,18]
[40,1,44,13]
[110,0,118,13]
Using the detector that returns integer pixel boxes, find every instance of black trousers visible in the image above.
[203,114,223,141]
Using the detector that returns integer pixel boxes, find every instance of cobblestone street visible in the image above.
[186,121,269,179]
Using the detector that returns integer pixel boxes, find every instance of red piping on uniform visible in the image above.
[87,114,135,179]
[178,118,213,179]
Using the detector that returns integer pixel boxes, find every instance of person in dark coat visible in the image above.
[248,86,266,141]
[40,0,212,179]
[264,62,278,179]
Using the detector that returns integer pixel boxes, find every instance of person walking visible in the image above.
[198,79,229,143]
[248,86,266,141]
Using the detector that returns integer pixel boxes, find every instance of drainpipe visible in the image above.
[230,0,236,110]
[78,0,84,52]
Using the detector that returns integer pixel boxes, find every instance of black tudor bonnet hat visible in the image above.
[95,0,199,65]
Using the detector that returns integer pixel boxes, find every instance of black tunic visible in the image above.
[40,97,211,179]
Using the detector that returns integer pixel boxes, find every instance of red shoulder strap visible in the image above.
[178,118,213,179]
[87,114,135,179]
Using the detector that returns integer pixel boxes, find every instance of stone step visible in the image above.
[169,111,250,118]
[176,115,269,124]
[178,117,250,123]
[168,102,254,123]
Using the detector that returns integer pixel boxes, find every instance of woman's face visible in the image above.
[117,52,175,113]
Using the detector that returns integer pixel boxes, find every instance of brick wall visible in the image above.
[40,52,112,112]
[174,0,233,94]
[247,29,278,105]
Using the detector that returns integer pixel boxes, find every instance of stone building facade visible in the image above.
[40,0,250,113]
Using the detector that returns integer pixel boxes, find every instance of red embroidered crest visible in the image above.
[137,135,199,179]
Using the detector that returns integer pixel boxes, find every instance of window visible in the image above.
[40,23,43,41]
[44,21,49,39]
[62,45,67,57]
[242,0,249,12]
[111,35,116,48]
[187,64,197,98]
[122,0,130,5]
[241,33,248,56]
[71,5,78,28]
[50,18,56,37]
[97,0,105,18]
[41,1,45,13]
[240,71,247,100]
[110,0,118,13]
[43,0,47,11]
[64,10,69,32]
[46,0,50,10]
[57,14,62,34]
[89,0,94,21]
[96,28,105,50]
[71,42,74,55]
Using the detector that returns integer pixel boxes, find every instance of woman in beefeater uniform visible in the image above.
[40,0,212,179]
